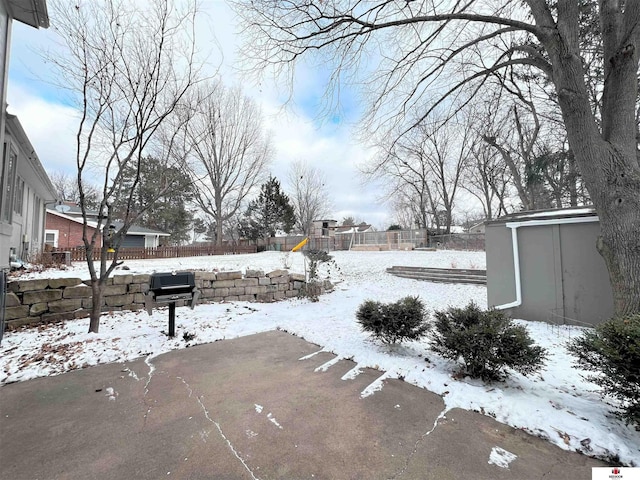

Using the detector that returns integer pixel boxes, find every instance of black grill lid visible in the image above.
[150,272,196,291]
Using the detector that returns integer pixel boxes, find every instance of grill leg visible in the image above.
[168,302,176,337]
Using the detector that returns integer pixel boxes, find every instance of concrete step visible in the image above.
[388,266,486,276]
[386,266,487,285]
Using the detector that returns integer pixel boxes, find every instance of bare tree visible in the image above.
[234,0,640,316]
[367,117,470,233]
[462,142,513,220]
[287,161,332,235]
[49,171,101,210]
[48,0,205,332]
[183,80,272,245]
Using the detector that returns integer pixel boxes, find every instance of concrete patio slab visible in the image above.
[0,330,604,479]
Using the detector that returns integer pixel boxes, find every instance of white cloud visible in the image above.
[6,83,79,176]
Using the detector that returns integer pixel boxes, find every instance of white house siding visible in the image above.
[1,116,56,265]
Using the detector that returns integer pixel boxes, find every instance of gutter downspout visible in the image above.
[493,215,598,310]
[495,225,522,310]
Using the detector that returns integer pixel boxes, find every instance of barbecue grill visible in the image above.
[145,272,200,337]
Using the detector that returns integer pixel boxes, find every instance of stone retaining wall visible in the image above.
[4,270,327,331]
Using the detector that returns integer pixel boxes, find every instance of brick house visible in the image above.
[45,208,169,249]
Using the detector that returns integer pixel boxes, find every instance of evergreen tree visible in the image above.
[240,177,296,240]
[115,157,195,245]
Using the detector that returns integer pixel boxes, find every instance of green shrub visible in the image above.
[357,296,429,344]
[567,314,640,426]
[431,302,547,381]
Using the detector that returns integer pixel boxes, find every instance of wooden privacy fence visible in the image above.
[56,244,258,262]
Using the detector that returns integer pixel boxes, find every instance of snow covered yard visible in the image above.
[1,250,638,466]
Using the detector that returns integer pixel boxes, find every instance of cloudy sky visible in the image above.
[7,1,392,228]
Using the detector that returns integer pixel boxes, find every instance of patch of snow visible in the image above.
[314,356,342,372]
[488,446,518,469]
[254,404,263,414]
[341,365,362,380]
[360,372,390,398]
[267,413,283,429]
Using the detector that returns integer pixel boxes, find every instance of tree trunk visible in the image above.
[558,90,640,316]
[590,149,640,316]
[89,281,105,333]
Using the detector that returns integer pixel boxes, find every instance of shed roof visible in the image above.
[487,206,597,225]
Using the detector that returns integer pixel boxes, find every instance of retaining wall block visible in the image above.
[128,284,141,294]
[113,275,133,285]
[105,294,134,307]
[103,285,127,296]
[23,290,62,304]
[245,269,264,278]
[132,274,151,284]
[8,279,49,292]
[49,278,82,289]
[5,292,20,307]
[289,273,305,282]
[273,292,285,300]
[226,295,239,301]
[286,290,299,298]
[29,303,48,316]
[235,278,258,287]
[216,271,242,281]
[200,288,216,298]
[267,269,288,278]
[197,272,216,281]
[63,285,92,299]
[134,294,146,304]
[48,298,83,314]
[212,288,229,297]
[256,293,274,302]
[5,305,30,320]
[228,286,246,296]
[258,277,271,286]
[211,280,236,288]
[238,294,255,302]
[270,275,289,285]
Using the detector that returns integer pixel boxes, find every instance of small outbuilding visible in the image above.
[486,207,614,327]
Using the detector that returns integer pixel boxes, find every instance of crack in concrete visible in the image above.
[388,407,450,480]
[142,354,159,428]
[177,376,260,480]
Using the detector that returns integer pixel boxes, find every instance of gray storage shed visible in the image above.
[486,207,614,326]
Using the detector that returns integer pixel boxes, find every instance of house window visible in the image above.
[14,177,24,215]
[1,145,17,223]
[45,230,59,248]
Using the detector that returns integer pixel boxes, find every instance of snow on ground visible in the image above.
[1,250,639,466]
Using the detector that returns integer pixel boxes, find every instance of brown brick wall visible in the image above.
[46,213,100,249]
